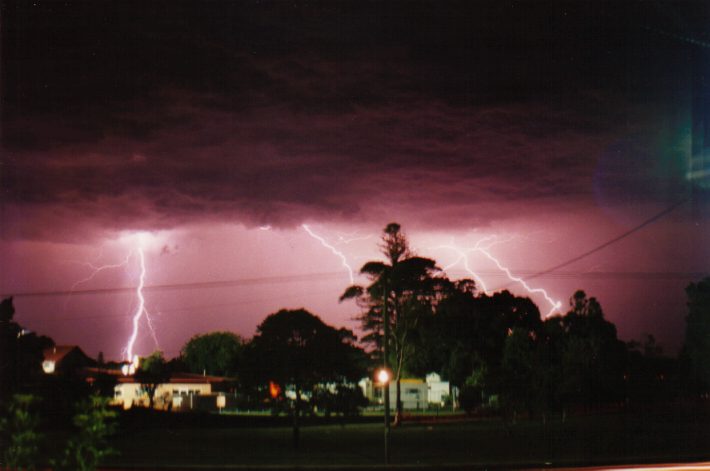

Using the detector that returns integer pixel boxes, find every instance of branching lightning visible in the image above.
[69,252,133,292]
[66,237,161,363]
[436,235,563,318]
[301,224,355,284]
[64,251,133,311]
[336,232,373,244]
[440,238,494,294]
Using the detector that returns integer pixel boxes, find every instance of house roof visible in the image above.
[116,372,230,384]
[399,378,425,384]
[43,345,86,364]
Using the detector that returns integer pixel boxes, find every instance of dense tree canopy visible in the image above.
[420,283,542,398]
[248,309,367,391]
[180,331,244,377]
[682,277,710,394]
[246,308,368,448]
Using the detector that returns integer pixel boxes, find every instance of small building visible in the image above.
[359,376,429,410]
[426,373,450,406]
[112,372,230,411]
[42,345,94,374]
[397,378,428,409]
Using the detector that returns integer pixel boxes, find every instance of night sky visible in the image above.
[2,1,709,360]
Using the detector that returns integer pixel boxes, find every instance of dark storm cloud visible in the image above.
[1,1,706,240]
[0,90,628,240]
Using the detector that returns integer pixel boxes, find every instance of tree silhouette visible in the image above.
[681,277,710,394]
[419,282,544,409]
[180,331,244,377]
[551,291,626,412]
[341,223,442,423]
[247,308,367,448]
[133,351,170,409]
[0,297,54,408]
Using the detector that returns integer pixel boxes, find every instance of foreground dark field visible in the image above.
[41,403,710,469]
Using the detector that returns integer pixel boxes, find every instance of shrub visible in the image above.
[52,394,117,471]
[0,394,43,470]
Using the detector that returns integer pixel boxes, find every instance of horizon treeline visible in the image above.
[1,223,709,422]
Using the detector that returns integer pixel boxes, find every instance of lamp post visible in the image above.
[382,279,390,465]
[377,368,391,465]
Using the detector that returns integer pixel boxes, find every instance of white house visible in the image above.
[426,373,450,406]
[360,375,442,410]
[112,372,227,411]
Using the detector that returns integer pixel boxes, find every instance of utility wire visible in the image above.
[4,198,693,299]
[30,286,341,323]
[2,271,348,299]
[521,198,690,283]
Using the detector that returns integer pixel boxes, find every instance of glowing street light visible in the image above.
[216,394,226,414]
[377,368,391,385]
[377,364,392,465]
[381,279,391,465]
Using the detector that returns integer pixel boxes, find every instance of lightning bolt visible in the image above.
[69,252,133,291]
[66,242,160,362]
[123,247,160,362]
[336,231,373,244]
[301,224,355,284]
[436,236,562,318]
[440,242,492,294]
[64,251,133,311]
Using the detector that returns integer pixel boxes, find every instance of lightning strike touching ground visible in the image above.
[65,239,161,361]
[436,236,563,318]
[123,247,160,362]
[302,224,355,284]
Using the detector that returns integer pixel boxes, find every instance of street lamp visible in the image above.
[377,368,390,385]
[381,279,391,465]
[375,367,391,464]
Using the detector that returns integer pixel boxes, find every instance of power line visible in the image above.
[4,198,693,300]
[2,271,349,299]
[26,286,341,323]
[521,198,690,284]
[452,270,708,280]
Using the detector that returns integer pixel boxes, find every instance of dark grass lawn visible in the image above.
[89,404,710,468]
[36,404,709,468]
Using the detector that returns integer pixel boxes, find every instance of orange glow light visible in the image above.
[269,381,281,398]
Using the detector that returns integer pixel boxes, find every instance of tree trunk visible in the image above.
[292,386,301,450]
[148,386,156,409]
[394,378,403,426]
